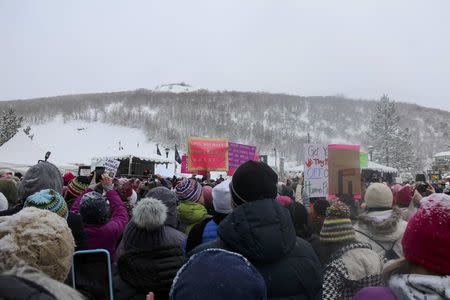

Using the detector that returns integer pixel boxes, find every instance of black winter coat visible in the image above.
[113,245,186,300]
[189,198,323,300]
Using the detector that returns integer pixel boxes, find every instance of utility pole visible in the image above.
[307,132,311,144]
[274,147,278,173]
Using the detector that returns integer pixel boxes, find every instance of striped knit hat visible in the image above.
[320,200,355,243]
[24,189,69,219]
[66,178,89,198]
[175,178,202,203]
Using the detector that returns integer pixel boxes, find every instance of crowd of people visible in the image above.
[0,161,449,299]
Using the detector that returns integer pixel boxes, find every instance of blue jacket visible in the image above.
[202,219,218,243]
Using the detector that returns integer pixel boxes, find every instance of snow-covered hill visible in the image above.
[2,89,449,171]
[0,118,179,177]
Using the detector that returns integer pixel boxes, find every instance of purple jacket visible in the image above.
[353,287,396,300]
[71,188,129,260]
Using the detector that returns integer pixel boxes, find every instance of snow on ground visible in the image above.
[7,118,181,177]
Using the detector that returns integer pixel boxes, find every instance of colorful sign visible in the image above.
[227,142,257,175]
[303,144,328,197]
[188,137,228,171]
[360,152,369,168]
[328,144,361,196]
[181,155,207,175]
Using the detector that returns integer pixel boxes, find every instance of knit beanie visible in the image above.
[0,207,75,282]
[202,186,213,205]
[170,249,267,300]
[276,195,293,206]
[402,193,450,274]
[0,192,8,211]
[18,162,63,202]
[146,187,179,228]
[212,178,233,214]
[65,177,89,199]
[175,179,202,203]
[63,172,76,186]
[230,160,278,206]
[394,185,412,207]
[122,197,168,251]
[24,189,68,219]
[115,178,133,201]
[320,201,356,243]
[364,183,393,208]
[0,178,19,207]
[79,191,109,225]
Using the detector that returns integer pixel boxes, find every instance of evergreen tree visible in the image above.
[0,108,24,146]
[367,95,415,172]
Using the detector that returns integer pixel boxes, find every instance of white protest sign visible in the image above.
[104,158,121,178]
[304,144,328,197]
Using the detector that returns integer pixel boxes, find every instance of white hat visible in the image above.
[364,182,393,208]
[212,178,233,214]
[0,192,7,211]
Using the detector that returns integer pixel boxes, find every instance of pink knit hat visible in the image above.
[202,186,213,205]
[402,193,450,274]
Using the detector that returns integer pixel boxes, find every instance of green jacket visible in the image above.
[177,201,208,234]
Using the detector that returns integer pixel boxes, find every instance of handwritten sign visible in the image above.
[304,144,328,197]
[104,158,121,178]
[188,137,228,172]
[328,144,361,196]
[227,142,257,175]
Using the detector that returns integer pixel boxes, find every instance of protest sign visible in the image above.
[328,144,361,196]
[188,137,228,172]
[227,142,257,175]
[104,158,121,178]
[360,152,369,168]
[303,144,328,197]
[181,154,208,176]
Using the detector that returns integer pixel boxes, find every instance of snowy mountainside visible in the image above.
[2,89,449,169]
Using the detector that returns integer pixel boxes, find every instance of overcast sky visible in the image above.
[1,0,449,111]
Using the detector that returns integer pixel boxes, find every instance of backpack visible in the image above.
[355,229,400,261]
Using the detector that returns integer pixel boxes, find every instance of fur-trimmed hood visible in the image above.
[357,207,403,235]
[132,197,167,231]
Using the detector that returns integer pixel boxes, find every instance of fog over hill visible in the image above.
[1,87,448,170]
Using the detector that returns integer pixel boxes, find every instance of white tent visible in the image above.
[363,161,398,174]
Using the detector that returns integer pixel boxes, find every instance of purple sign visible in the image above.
[228,142,257,175]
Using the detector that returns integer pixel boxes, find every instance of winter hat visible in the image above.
[170,249,267,300]
[320,201,356,243]
[62,172,75,186]
[121,197,168,251]
[402,193,450,274]
[364,183,393,208]
[79,191,109,225]
[0,207,75,282]
[65,177,89,199]
[276,195,293,206]
[18,162,63,201]
[0,178,19,207]
[115,178,133,201]
[230,160,278,206]
[202,186,213,205]
[146,187,179,228]
[175,178,202,203]
[394,185,412,207]
[212,178,233,214]
[24,189,68,219]
[0,169,14,178]
[0,192,8,211]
